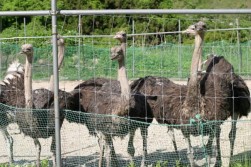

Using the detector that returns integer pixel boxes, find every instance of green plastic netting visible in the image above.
[1,41,251,81]
[0,103,250,167]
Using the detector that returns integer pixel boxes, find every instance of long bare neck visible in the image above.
[25,55,33,109]
[187,34,204,91]
[118,59,130,101]
[57,44,65,69]
[121,41,126,56]
[49,44,65,91]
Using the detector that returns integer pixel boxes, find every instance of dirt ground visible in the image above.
[0,79,251,166]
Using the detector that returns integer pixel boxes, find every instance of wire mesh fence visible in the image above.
[1,41,251,80]
[0,103,250,166]
[0,13,251,167]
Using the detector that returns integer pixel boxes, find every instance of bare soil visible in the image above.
[0,79,250,166]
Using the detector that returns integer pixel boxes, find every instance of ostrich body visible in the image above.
[15,40,77,167]
[0,60,24,164]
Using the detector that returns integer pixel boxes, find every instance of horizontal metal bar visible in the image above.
[60,9,251,15]
[0,11,50,16]
[0,26,250,40]
[0,9,251,16]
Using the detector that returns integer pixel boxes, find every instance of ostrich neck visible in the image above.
[187,34,204,90]
[182,34,204,117]
[121,41,126,56]
[118,60,130,101]
[49,45,65,91]
[57,44,65,69]
[24,55,33,109]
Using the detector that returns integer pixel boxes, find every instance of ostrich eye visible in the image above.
[189,25,195,30]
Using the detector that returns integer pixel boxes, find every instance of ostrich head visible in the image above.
[57,37,64,46]
[110,46,123,61]
[49,35,64,46]
[113,31,127,43]
[56,35,65,46]
[20,44,34,58]
[183,21,207,36]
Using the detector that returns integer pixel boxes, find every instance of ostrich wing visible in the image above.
[33,89,54,109]
[0,73,25,107]
[74,77,110,90]
[202,55,250,118]
[232,74,250,117]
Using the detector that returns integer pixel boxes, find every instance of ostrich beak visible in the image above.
[19,51,24,55]
[113,34,122,39]
[110,54,117,60]
[182,29,191,34]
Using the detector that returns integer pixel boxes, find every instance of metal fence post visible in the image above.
[236,18,242,73]
[51,0,61,167]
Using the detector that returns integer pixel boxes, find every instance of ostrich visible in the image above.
[180,21,250,167]
[115,30,186,156]
[131,21,250,167]
[68,31,153,167]
[0,60,24,164]
[15,39,78,167]
[83,45,153,167]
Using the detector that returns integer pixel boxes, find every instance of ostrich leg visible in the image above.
[167,127,178,155]
[34,138,41,167]
[51,136,58,167]
[183,132,196,167]
[104,135,118,167]
[1,128,14,164]
[98,133,106,167]
[214,126,222,167]
[140,125,148,167]
[205,129,215,166]
[127,129,136,164]
[229,112,238,164]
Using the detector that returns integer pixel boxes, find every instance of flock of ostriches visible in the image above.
[0,21,250,167]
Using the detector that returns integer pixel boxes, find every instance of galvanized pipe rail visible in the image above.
[0,9,251,16]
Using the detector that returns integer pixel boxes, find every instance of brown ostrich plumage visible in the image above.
[69,33,153,167]
[131,21,250,167]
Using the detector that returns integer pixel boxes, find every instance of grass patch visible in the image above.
[0,159,49,167]
[230,156,251,167]
[1,42,251,80]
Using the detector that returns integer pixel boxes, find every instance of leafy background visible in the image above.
[0,0,251,80]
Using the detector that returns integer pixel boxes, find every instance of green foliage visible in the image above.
[155,160,168,167]
[0,159,49,167]
[0,0,251,46]
[1,41,250,80]
[230,155,251,167]
[127,160,184,167]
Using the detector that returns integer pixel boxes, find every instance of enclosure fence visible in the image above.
[0,5,251,167]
